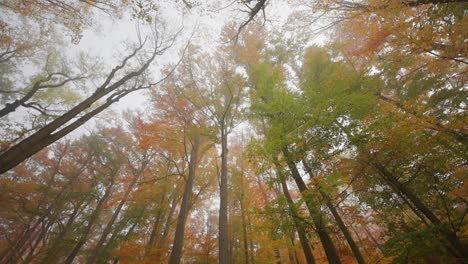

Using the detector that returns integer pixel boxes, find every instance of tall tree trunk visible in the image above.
[274,248,282,264]
[86,173,139,264]
[373,162,468,258]
[219,127,229,264]
[169,138,200,264]
[287,234,299,264]
[112,218,140,264]
[240,198,250,264]
[0,44,158,174]
[146,194,166,256]
[153,190,182,261]
[280,179,316,264]
[40,200,85,264]
[364,227,384,254]
[247,211,255,264]
[274,159,316,264]
[327,202,366,264]
[64,175,116,264]
[302,160,365,264]
[282,147,342,264]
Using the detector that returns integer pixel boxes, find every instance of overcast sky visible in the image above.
[62,0,330,137]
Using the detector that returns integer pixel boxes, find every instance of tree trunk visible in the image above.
[364,227,384,254]
[0,44,157,174]
[240,198,250,264]
[40,201,84,264]
[274,159,316,264]
[282,148,342,264]
[64,175,116,264]
[219,127,229,264]
[373,162,468,258]
[169,138,200,264]
[274,248,282,264]
[327,202,366,264]
[146,194,166,255]
[86,173,139,264]
[280,180,316,264]
[302,159,365,264]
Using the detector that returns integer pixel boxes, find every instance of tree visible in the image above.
[0,24,182,174]
[168,37,245,263]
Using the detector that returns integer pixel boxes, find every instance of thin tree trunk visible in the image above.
[274,248,282,264]
[86,173,139,264]
[146,194,166,255]
[64,174,116,264]
[287,234,299,264]
[373,162,467,258]
[154,190,181,261]
[247,212,255,264]
[112,219,140,264]
[237,156,250,264]
[327,202,366,264]
[169,138,200,264]
[282,148,342,264]
[277,170,316,263]
[219,127,229,264]
[302,159,365,264]
[0,44,158,174]
[240,199,250,264]
[364,227,384,254]
[40,201,84,263]
[274,158,316,264]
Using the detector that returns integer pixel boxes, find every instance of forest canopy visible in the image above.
[0,0,466,263]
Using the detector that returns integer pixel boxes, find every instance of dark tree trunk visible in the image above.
[281,180,316,264]
[64,174,116,264]
[219,127,229,264]
[86,173,139,264]
[146,194,166,255]
[274,159,316,264]
[282,148,342,264]
[169,138,200,264]
[0,44,157,175]
[240,198,250,264]
[302,160,365,264]
[373,162,468,258]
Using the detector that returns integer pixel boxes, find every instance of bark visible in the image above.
[274,248,282,264]
[0,73,82,118]
[146,206,164,253]
[274,159,316,264]
[153,190,181,261]
[111,219,140,264]
[282,147,342,264]
[23,221,53,264]
[169,138,200,264]
[146,192,168,255]
[373,162,468,258]
[64,173,116,264]
[40,202,83,263]
[280,180,316,264]
[240,198,250,264]
[287,234,299,264]
[247,213,255,264]
[0,153,85,264]
[364,228,384,254]
[327,202,366,264]
[302,160,365,264]
[0,43,158,174]
[219,127,229,264]
[86,173,139,264]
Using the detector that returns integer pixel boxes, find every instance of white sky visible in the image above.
[74,0,301,118]
[2,1,329,140]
